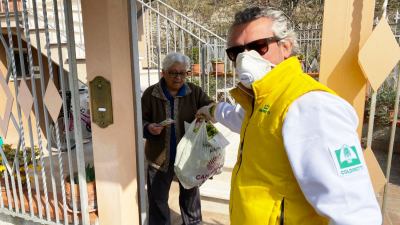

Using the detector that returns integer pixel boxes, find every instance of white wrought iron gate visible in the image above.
[0,0,92,224]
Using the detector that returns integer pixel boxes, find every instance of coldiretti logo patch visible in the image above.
[330,145,363,176]
[259,104,271,114]
[335,145,361,169]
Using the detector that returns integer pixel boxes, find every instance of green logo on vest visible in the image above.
[259,104,271,114]
[334,145,363,175]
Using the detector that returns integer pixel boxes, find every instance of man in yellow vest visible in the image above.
[197,6,381,225]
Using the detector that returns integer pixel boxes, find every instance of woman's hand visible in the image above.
[147,123,164,135]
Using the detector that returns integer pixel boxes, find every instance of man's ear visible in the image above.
[280,40,293,59]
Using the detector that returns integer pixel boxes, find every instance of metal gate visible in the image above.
[0,0,92,224]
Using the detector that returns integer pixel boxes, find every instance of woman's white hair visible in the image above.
[162,52,191,71]
[231,7,300,55]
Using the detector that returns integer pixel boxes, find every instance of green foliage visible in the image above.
[365,86,397,127]
[192,122,219,139]
[189,47,200,64]
[0,144,41,181]
[206,123,218,139]
[188,77,201,86]
[187,75,238,102]
[164,0,398,35]
[0,144,40,167]
[72,164,96,184]
[85,164,96,183]
[211,58,224,63]
[374,0,399,21]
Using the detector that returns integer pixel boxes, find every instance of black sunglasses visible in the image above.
[226,37,280,62]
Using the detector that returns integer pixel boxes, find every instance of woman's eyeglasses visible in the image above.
[225,37,280,62]
[167,71,188,78]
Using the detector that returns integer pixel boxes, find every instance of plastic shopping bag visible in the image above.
[174,119,229,189]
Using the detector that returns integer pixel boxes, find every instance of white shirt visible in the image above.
[215,91,382,225]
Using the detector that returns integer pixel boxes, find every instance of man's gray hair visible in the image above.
[162,52,191,71]
[231,6,299,55]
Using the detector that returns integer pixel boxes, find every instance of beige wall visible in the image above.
[81,0,140,224]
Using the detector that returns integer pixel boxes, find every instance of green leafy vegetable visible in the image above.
[206,123,218,139]
[192,122,219,139]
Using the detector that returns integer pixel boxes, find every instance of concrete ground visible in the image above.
[169,181,229,225]
[168,181,400,225]
[379,184,400,225]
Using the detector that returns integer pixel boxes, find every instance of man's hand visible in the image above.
[196,103,217,123]
[147,123,164,135]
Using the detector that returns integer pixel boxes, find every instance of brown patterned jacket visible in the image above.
[141,79,213,171]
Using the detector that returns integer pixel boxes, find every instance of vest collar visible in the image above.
[252,56,302,98]
[230,56,302,112]
[151,78,192,100]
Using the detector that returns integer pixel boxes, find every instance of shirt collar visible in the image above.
[160,78,186,98]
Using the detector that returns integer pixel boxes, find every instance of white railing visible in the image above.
[137,0,235,103]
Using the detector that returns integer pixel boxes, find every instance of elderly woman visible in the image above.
[141,52,213,225]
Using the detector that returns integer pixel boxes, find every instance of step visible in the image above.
[27,13,83,31]
[200,168,232,201]
[0,18,18,28]
[27,27,46,34]
[169,181,229,225]
[0,12,22,20]
[27,25,84,48]
[214,123,239,169]
[60,60,87,83]
[30,0,81,7]
[32,2,83,13]
[29,31,85,60]
[48,41,67,48]
[65,57,86,64]
[45,10,83,22]
[32,5,82,13]
[48,30,84,46]
[28,32,87,83]
[26,13,47,29]
[200,196,229,218]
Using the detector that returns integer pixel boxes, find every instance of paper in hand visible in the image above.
[159,118,175,126]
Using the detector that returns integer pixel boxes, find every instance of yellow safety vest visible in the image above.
[229,57,336,225]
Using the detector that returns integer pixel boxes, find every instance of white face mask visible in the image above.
[235,50,275,89]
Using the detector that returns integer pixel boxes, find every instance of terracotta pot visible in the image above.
[211,61,225,75]
[191,64,200,76]
[307,72,319,79]
[1,0,22,12]
[65,179,97,212]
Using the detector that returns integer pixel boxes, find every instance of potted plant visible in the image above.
[211,58,225,75]
[0,144,40,190]
[65,163,97,212]
[190,47,200,76]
